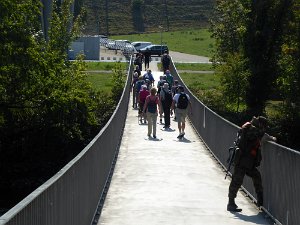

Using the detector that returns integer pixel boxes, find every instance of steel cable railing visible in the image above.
[169,59,300,225]
[0,57,134,225]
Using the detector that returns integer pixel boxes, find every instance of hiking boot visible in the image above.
[177,133,184,139]
[227,203,242,212]
[256,192,263,207]
[227,198,242,212]
[153,135,156,139]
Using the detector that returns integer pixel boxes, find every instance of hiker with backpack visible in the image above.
[227,116,277,212]
[171,86,192,139]
[161,50,171,73]
[138,85,150,124]
[160,83,173,129]
[143,87,162,139]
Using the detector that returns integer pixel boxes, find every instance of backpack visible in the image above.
[135,80,144,93]
[147,96,157,113]
[177,93,189,109]
[162,54,170,65]
[236,124,262,168]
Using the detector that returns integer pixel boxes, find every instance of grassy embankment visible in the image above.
[85,29,223,104]
[112,28,215,58]
[85,30,280,143]
[85,62,127,93]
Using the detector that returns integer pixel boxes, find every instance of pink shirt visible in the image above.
[139,90,150,103]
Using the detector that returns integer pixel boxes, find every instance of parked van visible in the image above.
[131,41,152,52]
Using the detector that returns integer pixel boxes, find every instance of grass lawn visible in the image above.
[86,62,127,71]
[112,29,215,58]
[86,73,113,93]
[84,62,127,93]
[174,63,214,71]
[179,72,220,91]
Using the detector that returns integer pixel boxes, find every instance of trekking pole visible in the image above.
[225,145,239,180]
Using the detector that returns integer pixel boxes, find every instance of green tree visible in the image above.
[111,63,125,103]
[131,0,145,32]
[210,0,250,63]
[217,53,250,113]
[271,1,300,149]
[0,0,109,209]
[211,0,293,115]
[243,0,292,115]
[210,0,250,114]
[276,1,300,108]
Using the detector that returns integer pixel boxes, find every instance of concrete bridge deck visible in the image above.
[97,62,273,225]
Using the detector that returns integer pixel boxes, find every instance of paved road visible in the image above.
[96,61,273,225]
[99,47,210,63]
[169,51,210,63]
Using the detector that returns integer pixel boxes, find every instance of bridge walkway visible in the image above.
[97,62,273,225]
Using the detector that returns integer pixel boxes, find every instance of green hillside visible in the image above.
[82,0,216,35]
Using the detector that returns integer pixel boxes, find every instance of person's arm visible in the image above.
[157,97,163,116]
[143,97,148,113]
[160,90,164,100]
[171,97,175,111]
[137,91,140,103]
[261,133,277,143]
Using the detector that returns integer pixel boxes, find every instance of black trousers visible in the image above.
[162,103,171,127]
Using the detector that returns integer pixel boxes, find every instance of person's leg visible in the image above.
[228,166,245,211]
[247,168,263,206]
[181,122,186,134]
[162,103,167,126]
[132,88,136,108]
[152,113,157,138]
[176,109,183,136]
[178,123,182,133]
[147,112,152,136]
[164,107,171,127]
[181,110,187,134]
[135,91,139,108]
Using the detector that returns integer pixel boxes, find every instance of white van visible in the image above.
[131,41,152,52]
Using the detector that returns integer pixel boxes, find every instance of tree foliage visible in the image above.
[217,53,250,113]
[211,0,300,149]
[0,0,115,209]
[211,0,298,114]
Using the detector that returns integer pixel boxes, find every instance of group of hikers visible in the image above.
[134,50,171,72]
[131,52,278,214]
[131,65,192,140]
